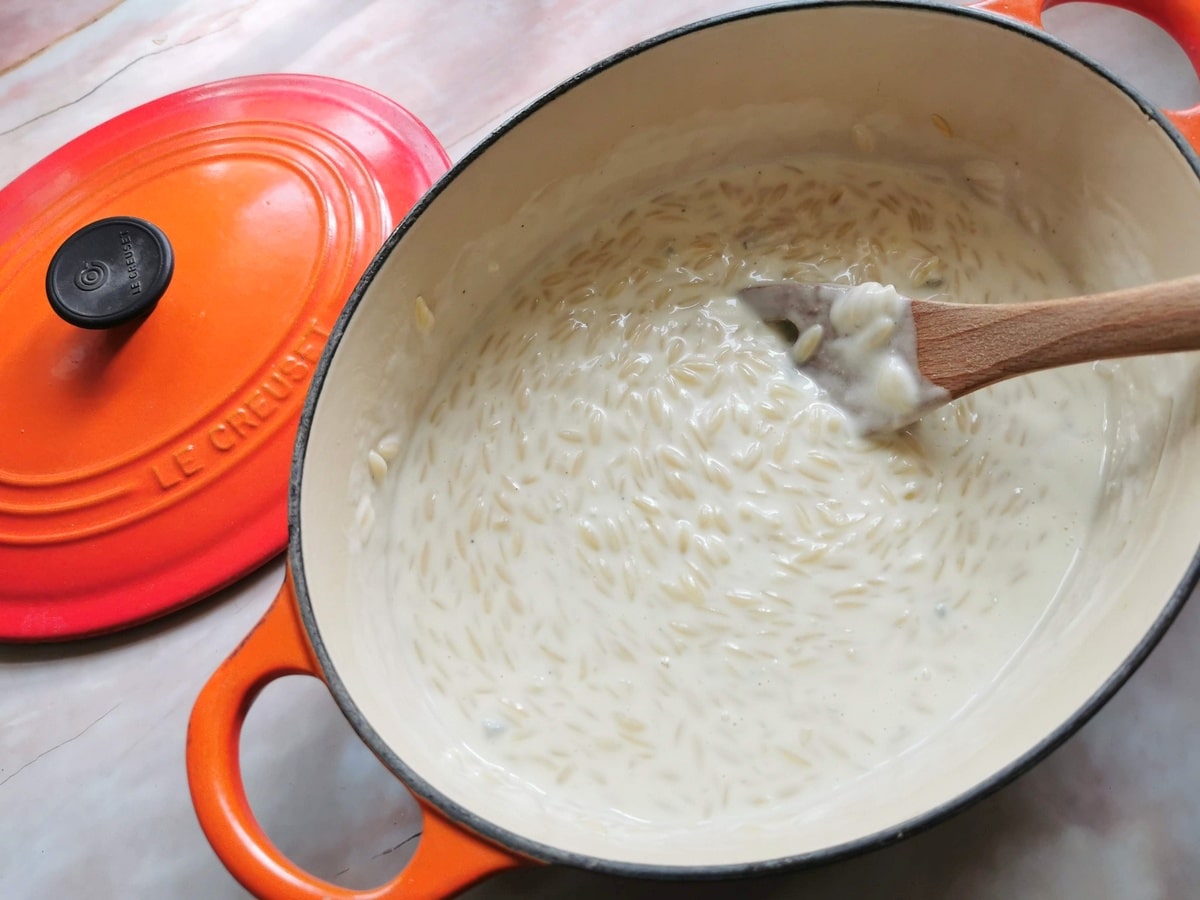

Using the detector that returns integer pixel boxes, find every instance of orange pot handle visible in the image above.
[971,0,1200,150]
[186,569,526,899]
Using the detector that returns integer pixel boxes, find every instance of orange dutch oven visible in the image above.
[187,1,1200,897]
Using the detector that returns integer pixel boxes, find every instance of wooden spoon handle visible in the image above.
[912,273,1200,397]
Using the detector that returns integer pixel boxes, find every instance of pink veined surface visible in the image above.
[0,1,1199,899]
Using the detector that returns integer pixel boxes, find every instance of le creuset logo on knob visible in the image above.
[73,260,109,292]
[45,216,174,329]
[118,229,142,295]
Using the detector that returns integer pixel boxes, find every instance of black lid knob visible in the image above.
[46,216,174,329]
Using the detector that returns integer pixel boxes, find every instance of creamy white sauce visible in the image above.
[380,155,1110,842]
[823,282,949,432]
[748,280,949,433]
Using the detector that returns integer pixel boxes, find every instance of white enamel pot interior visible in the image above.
[293,0,1200,879]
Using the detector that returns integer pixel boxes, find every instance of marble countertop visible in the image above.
[2,2,1199,898]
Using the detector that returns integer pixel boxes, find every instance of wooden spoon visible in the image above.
[738,274,1200,432]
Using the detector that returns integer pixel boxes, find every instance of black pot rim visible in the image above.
[290,0,1200,881]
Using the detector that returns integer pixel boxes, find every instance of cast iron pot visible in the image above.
[188,1,1200,896]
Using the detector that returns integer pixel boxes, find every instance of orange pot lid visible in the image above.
[0,74,449,641]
